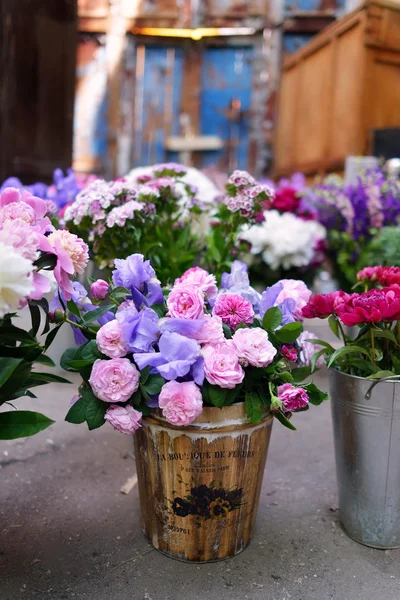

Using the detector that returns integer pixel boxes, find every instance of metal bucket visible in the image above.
[329,369,400,548]
[133,403,273,561]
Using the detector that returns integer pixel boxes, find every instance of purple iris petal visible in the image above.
[191,356,205,386]
[130,286,149,310]
[0,177,24,192]
[121,307,159,353]
[159,318,204,336]
[220,260,261,311]
[146,280,164,305]
[281,298,297,325]
[112,254,155,289]
[260,283,283,316]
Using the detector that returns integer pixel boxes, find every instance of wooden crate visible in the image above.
[274,0,400,178]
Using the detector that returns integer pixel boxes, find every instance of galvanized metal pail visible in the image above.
[330,369,400,549]
[133,403,273,561]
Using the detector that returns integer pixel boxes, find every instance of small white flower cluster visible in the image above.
[224,170,274,217]
[106,200,146,228]
[64,179,119,225]
[241,210,326,271]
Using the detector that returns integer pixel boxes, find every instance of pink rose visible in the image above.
[91,279,109,300]
[104,404,142,434]
[276,280,312,320]
[167,284,205,319]
[41,229,89,300]
[297,331,324,367]
[96,320,127,359]
[158,381,203,426]
[190,314,225,345]
[212,293,254,329]
[281,344,298,362]
[277,383,309,413]
[202,341,245,389]
[174,267,218,301]
[89,358,140,403]
[232,327,277,367]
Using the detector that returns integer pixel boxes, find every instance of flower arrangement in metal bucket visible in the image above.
[302,265,400,378]
[0,186,90,439]
[303,168,400,289]
[60,254,328,435]
[63,165,274,284]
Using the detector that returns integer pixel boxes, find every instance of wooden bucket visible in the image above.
[133,403,273,562]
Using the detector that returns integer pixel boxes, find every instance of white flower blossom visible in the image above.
[0,241,34,317]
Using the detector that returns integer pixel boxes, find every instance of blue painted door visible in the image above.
[133,45,184,166]
[200,46,253,171]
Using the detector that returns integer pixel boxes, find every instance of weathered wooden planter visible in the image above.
[134,403,273,562]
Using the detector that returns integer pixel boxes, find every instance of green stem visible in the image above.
[65,317,87,332]
[371,327,376,372]
[337,320,347,346]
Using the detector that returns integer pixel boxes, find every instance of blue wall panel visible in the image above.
[200,46,254,171]
[283,33,315,53]
[283,0,344,12]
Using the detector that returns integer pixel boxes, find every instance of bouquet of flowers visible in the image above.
[239,174,326,287]
[304,168,400,289]
[0,186,90,439]
[61,253,327,435]
[302,265,400,378]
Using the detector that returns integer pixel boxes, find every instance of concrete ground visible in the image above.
[1,322,399,600]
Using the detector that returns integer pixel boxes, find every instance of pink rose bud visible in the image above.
[281,344,298,362]
[90,279,109,300]
[278,383,309,413]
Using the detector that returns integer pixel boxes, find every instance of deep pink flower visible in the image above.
[174,267,218,301]
[202,341,245,389]
[272,186,300,213]
[212,293,254,329]
[278,383,309,413]
[335,287,400,326]
[357,266,381,282]
[167,284,205,320]
[302,291,349,319]
[281,345,298,362]
[91,279,109,300]
[158,380,203,426]
[89,358,140,403]
[377,267,400,287]
[104,404,142,434]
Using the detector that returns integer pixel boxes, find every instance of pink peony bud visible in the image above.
[90,279,109,300]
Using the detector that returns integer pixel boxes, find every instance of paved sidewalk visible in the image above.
[1,326,399,599]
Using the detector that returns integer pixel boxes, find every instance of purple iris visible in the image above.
[260,283,296,326]
[159,318,204,336]
[48,168,82,209]
[112,254,163,308]
[133,332,204,385]
[221,260,261,311]
[0,177,49,199]
[121,307,160,353]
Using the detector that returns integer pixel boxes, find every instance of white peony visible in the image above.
[0,241,34,317]
[240,210,326,271]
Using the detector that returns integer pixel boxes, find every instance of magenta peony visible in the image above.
[232,327,277,367]
[104,404,142,434]
[89,358,140,403]
[281,344,298,362]
[278,383,309,412]
[212,293,254,329]
[96,320,127,359]
[167,284,205,319]
[202,341,245,389]
[158,380,203,426]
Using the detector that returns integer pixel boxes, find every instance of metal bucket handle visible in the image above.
[365,375,400,400]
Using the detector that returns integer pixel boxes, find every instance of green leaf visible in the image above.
[327,345,371,368]
[65,396,90,424]
[60,347,80,371]
[33,252,57,271]
[140,366,151,385]
[208,385,226,409]
[130,389,142,406]
[109,286,130,304]
[28,372,71,384]
[82,304,114,325]
[262,307,282,331]
[304,339,335,352]
[151,303,167,318]
[44,325,62,350]
[0,410,54,440]
[245,391,263,424]
[80,340,104,362]
[291,366,312,382]
[273,410,297,430]
[311,348,328,372]
[222,323,232,339]
[0,326,37,344]
[355,329,398,346]
[365,370,397,380]
[0,358,23,388]
[34,354,56,367]
[275,322,303,343]
[28,304,41,336]
[328,314,340,339]
[303,382,329,405]
[224,385,243,406]
[393,356,400,373]
[277,371,294,383]
[86,397,108,430]
[67,299,81,319]
[143,374,165,395]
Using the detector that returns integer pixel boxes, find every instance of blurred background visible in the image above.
[1,0,399,185]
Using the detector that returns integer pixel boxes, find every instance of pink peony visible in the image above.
[174,267,218,301]
[0,187,52,234]
[91,279,109,300]
[278,383,309,413]
[232,327,277,367]
[202,341,245,389]
[167,284,205,320]
[190,314,225,345]
[89,358,140,403]
[104,404,142,434]
[96,320,127,359]
[0,218,38,261]
[276,280,312,320]
[212,293,254,329]
[158,380,203,426]
[297,331,324,367]
[281,344,298,362]
[42,229,89,300]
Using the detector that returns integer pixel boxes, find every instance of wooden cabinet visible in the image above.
[274,0,400,177]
